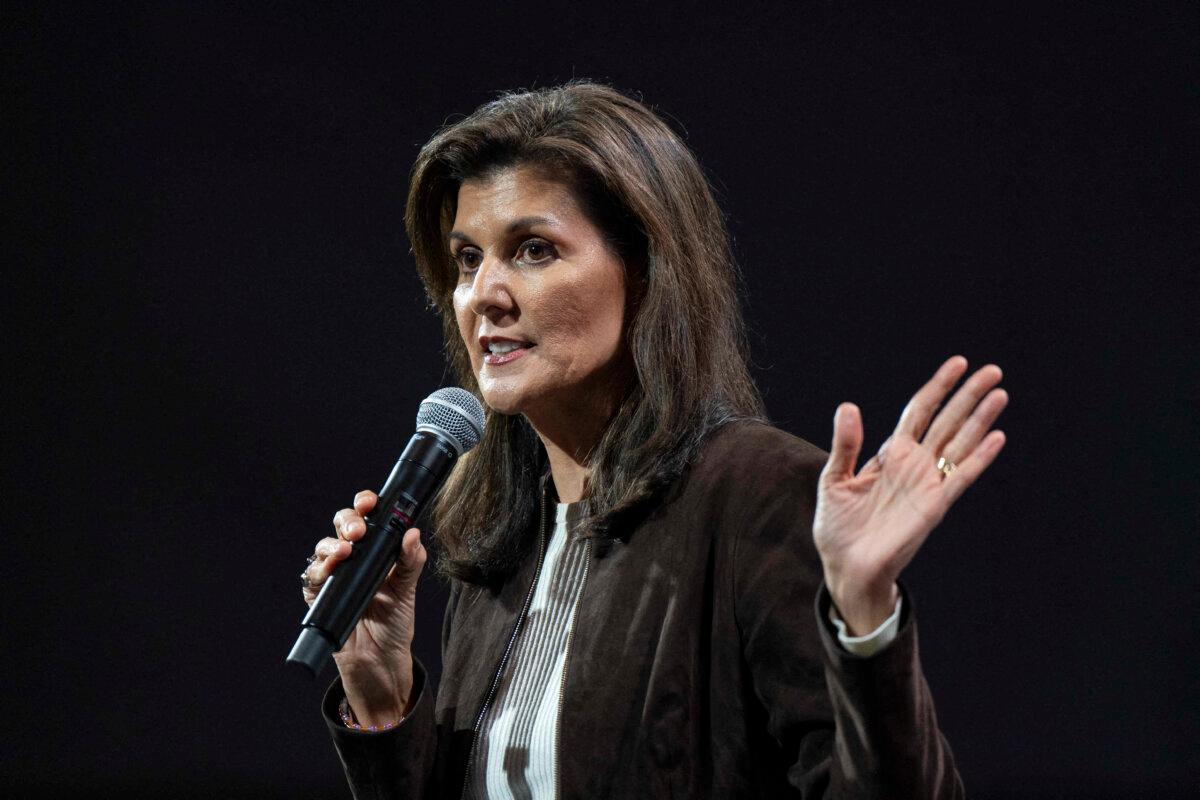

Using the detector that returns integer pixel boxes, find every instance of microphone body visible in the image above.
[287,389,483,675]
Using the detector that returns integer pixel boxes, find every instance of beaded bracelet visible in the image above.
[339,696,403,732]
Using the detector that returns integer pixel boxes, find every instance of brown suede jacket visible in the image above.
[322,421,964,798]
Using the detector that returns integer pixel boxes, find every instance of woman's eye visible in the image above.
[518,239,555,264]
[454,249,482,272]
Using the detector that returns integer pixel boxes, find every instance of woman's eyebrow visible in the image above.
[448,215,560,245]
[504,215,557,234]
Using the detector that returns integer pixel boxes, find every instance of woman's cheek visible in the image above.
[453,286,476,353]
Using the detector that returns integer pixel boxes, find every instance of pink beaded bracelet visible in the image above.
[339,697,403,732]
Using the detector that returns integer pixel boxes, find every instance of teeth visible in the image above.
[488,341,525,354]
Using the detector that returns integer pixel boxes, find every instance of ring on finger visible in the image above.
[936,456,957,478]
[300,568,317,591]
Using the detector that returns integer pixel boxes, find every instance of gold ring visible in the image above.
[936,456,957,477]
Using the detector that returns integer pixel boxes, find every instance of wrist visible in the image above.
[341,682,411,728]
[337,656,414,727]
[825,573,899,637]
[339,695,404,732]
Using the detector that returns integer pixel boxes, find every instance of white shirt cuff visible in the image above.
[828,595,903,657]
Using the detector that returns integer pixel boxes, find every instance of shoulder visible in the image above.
[669,421,828,615]
[660,420,828,540]
[688,419,828,498]
[698,419,827,464]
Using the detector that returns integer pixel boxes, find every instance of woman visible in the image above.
[301,82,1007,798]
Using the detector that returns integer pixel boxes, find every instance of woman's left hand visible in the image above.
[812,356,1008,635]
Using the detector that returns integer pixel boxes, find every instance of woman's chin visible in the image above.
[477,388,525,417]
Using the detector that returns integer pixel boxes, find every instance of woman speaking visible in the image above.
[300,82,1007,798]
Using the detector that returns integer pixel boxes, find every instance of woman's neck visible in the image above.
[523,363,634,504]
[543,442,589,504]
[526,395,619,504]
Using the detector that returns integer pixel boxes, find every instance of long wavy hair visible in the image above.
[406,82,764,586]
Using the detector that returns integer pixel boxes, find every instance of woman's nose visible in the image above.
[467,255,516,319]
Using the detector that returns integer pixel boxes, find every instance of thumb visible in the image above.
[822,402,863,484]
[390,528,427,588]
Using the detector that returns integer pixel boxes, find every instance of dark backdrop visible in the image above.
[4,3,1196,798]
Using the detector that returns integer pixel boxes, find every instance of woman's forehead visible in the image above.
[451,166,583,236]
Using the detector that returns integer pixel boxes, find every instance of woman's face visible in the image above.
[450,165,631,421]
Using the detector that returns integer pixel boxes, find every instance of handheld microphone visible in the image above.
[286,387,485,676]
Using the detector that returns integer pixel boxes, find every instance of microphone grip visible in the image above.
[287,432,458,675]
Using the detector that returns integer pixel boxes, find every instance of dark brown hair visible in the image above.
[406,82,764,585]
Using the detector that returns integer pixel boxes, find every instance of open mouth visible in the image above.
[481,339,534,366]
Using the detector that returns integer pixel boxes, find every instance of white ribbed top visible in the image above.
[466,503,588,800]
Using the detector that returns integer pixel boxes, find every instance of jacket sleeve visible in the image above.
[322,582,463,800]
[322,659,439,800]
[813,581,964,798]
[731,437,964,799]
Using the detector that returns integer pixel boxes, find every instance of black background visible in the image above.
[4,2,1196,798]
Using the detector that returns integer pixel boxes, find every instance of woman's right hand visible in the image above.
[302,489,427,727]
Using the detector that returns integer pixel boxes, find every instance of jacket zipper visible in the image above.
[460,491,549,799]
[554,537,592,799]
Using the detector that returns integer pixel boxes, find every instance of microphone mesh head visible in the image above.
[416,387,485,454]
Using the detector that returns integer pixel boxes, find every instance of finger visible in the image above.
[354,490,378,516]
[385,529,427,590]
[332,508,368,542]
[894,356,969,440]
[821,403,863,483]
[942,430,1006,504]
[302,536,352,604]
[941,387,1008,463]
[310,536,352,578]
[923,364,1003,453]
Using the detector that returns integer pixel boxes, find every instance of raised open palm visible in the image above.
[813,357,1008,633]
